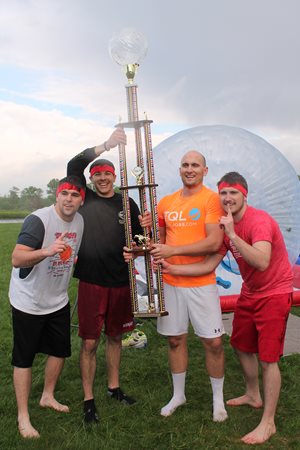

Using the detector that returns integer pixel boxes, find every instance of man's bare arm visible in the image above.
[157,253,223,276]
[220,207,271,271]
[12,233,68,268]
[150,223,223,259]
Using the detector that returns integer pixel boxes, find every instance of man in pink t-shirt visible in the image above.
[159,171,293,446]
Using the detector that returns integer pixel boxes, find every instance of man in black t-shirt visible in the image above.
[67,128,151,424]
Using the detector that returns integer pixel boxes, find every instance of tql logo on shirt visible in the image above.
[165,208,201,222]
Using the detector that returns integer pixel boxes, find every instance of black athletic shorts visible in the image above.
[11,303,71,368]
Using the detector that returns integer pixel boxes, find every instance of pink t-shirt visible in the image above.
[219,206,293,298]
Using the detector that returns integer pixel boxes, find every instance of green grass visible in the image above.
[1,223,300,449]
[291,306,300,318]
[0,210,30,219]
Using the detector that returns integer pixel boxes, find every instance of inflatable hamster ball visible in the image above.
[153,125,300,295]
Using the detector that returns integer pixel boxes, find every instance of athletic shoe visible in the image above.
[121,329,147,349]
[83,399,99,424]
[107,387,136,405]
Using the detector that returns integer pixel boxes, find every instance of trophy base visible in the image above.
[133,310,169,318]
[130,247,151,253]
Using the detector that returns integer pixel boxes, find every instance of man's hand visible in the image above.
[219,206,236,240]
[123,243,138,262]
[138,210,152,228]
[150,243,174,260]
[43,232,68,257]
[105,128,127,150]
[152,258,173,274]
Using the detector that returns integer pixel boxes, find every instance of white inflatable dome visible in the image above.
[153,125,300,267]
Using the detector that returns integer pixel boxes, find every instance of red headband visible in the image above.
[90,165,115,177]
[218,182,248,197]
[56,183,85,201]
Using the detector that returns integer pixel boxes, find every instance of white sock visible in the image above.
[210,376,228,422]
[160,372,187,417]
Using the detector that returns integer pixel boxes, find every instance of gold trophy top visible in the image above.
[131,166,144,185]
[124,63,139,84]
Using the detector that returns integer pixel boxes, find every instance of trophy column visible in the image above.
[109,30,167,318]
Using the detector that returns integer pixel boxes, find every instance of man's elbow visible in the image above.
[213,242,223,252]
[206,240,224,254]
[257,259,270,272]
[12,256,20,268]
[257,265,269,272]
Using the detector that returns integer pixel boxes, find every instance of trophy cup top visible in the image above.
[108,28,148,84]
[131,166,144,184]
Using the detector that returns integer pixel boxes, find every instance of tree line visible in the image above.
[0,179,60,212]
[1,175,299,214]
[0,179,112,215]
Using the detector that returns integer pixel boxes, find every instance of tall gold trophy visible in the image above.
[109,28,167,318]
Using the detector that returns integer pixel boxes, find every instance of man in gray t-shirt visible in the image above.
[9,175,84,439]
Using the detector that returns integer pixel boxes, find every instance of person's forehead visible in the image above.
[219,187,240,193]
[59,188,80,194]
[181,152,205,165]
[92,169,114,175]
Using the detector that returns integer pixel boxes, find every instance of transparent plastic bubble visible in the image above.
[153,125,300,294]
[108,27,148,66]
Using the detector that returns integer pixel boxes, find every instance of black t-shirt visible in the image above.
[74,189,142,287]
[67,148,142,287]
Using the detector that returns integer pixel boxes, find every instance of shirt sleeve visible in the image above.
[157,197,166,227]
[17,215,45,249]
[205,192,223,225]
[67,147,97,185]
[17,215,45,279]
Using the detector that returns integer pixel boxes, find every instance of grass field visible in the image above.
[0,223,300,449]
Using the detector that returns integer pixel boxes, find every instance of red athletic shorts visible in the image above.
[77,281,135,339]
[230,292,292,362]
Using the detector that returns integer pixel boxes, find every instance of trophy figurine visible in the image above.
[134,234,151,251]
[131,166,144,185]
[109,28,167,317]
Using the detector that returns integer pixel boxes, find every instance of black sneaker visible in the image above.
[83,399,99,424]
[107,387,136,405]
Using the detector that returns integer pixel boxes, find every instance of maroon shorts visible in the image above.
[77,281,135,339]
[230,292,292,362]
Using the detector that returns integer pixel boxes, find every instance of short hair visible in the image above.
[217,172,248,191]
[58,175,85,191]
[90,158,115,172]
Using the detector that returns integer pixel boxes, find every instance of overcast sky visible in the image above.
[0,0,299,196]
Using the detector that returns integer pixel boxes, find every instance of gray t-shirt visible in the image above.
[9,205,84,314]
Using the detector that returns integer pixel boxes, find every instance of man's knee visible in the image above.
[201,336,224,355]
[260,360,279,372]
[107,334,122,346]
[81,338,99,355]
[168,335,187,350]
